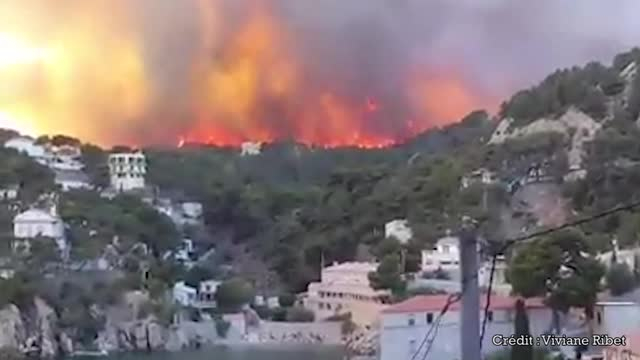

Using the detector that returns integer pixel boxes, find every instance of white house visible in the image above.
[108,152,146,192]
[181,202,203,222]
[49,144,84,171]
[241,142,262,156]
[153,199,204,227]
[0,184,18,200]
[54,169,92,191]
[173,281,197,307]
[4,136,52,165]
[13,207,67,255]
[305,262,391,326]
[478,256,512,294]
[197,279,222,308]
[421,234,461,272]
[385,219,413,244]
[595,288,640,339]
[460,168,497,189]
[379,294,551,360]
[596,239,639,271]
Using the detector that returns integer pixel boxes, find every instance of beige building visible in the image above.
[305,262,390,326]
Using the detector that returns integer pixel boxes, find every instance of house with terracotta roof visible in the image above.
[379,294,551,360]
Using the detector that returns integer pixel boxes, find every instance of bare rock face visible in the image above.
[0,299,64,359]
[97,317,168,352]
[488,108,602,179]
[0,305,25,349]
[32,297,59,358]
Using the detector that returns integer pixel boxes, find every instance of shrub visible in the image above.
[271,307,287,322]
[278,293,296,308]
[215,278,255,312]
[285,307,315,322]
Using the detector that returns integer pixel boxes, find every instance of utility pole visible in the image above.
[459,217,481,360]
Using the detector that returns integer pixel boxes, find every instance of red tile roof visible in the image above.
[383,294,546,314]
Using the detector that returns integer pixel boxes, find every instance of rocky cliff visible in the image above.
[0,292,185,358]
[0,298,67,358]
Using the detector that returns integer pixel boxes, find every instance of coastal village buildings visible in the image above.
[153,198,204,227]
[305,262,391,326]
[0,184,18,200]
[379,295,550,360]
[48,144,84,171]
[241,142,262,156]
[4,136,53,165]
[108,151,146,192]
[595,288,640,338]
[4,137,91,192]
[173,281,197,307]
[421,233,461,272]
[13,205,68,256]
[55,169,92,191]
[172,279,221,309]
[197,280,222,308]
[460,168,497,189]
[596,239,639,271]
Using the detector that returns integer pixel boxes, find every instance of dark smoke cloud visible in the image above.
[142,0,640,114]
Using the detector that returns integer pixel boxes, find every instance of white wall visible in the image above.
[109,153,146,191]
[596,304,640,338]
[14,220,64,239]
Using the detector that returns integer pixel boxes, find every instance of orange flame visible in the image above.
[0,1,497,148]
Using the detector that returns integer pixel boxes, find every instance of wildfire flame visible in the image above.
[0,0,497,148]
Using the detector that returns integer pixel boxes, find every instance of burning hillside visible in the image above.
[0,0,636,147]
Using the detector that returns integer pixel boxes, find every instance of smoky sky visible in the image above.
[139,0,640,111]
[4,0,640,145]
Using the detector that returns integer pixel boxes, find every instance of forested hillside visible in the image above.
[4,48,640,296]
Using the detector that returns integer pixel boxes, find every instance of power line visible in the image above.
[409,293,461,360]
[420,301,450,360]
[474,197,640,354]
[408,198,640,360]
[498,198,640,253]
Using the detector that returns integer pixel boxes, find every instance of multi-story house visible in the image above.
[305,262,391,326]
[108,151,146,192]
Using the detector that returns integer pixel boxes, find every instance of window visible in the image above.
[597,311,602,325]
[408,315,415,326]
[319,303,324,310]
[327,303,332,310]
[487,311,494,322]
[408,339,417,357]
[426,313,434,324]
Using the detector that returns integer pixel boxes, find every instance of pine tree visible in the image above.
[511,299,533,360]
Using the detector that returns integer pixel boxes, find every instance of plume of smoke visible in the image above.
[1,0,640,145]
